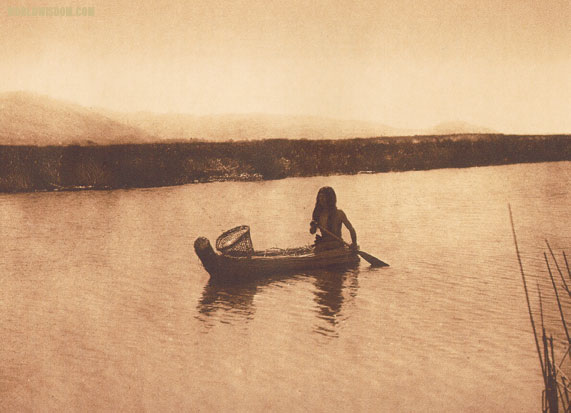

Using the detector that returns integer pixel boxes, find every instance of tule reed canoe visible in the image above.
[194,237,360,281]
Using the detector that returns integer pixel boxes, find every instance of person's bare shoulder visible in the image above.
[337,209,354,228]
[337,209,348,220]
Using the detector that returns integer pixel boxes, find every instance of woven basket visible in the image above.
[216,225,254,256]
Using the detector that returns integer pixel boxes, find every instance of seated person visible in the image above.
[309,186,357,252]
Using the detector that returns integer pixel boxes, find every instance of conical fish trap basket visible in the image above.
[216,225,254,256]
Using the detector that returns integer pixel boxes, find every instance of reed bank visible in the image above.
[0,134,569,193]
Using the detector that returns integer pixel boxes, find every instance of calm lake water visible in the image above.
[1,161,570,412]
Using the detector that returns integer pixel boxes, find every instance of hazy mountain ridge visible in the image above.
[430,121,496,135]
[0,91,156,145]
[0,91,497,145]
[110,111,410,141]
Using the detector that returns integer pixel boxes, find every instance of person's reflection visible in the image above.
[312,267,359,337]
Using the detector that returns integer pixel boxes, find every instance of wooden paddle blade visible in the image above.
[358,250,389,267]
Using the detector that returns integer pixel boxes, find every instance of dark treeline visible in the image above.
[0,134,569,192]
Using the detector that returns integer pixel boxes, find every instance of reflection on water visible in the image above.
[197,278,261,322]
[197,265,360,337]
[312,268,359,337]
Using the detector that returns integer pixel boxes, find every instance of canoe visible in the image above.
[194,237,360,281]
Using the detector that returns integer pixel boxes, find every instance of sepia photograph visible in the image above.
[1,0,570,411]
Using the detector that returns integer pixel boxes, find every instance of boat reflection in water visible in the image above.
[196,265,360,337]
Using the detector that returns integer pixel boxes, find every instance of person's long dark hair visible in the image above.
[312,186,337,231]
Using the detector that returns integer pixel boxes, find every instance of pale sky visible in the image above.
[1,0,570,133]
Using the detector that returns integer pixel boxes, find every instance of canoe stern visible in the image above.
[194,237,221,276]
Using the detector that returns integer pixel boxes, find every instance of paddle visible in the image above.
[316,224,389,267]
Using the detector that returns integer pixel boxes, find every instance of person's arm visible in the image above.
[310,220,317,234]
[339,210,357,247]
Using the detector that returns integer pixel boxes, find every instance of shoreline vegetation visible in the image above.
[0,134,569,193]
[509,207,571,412]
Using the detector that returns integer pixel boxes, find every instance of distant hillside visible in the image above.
[0,91,497,145]
[427,121,497,135]
[105,111,409,141]
[0,92,155,145]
